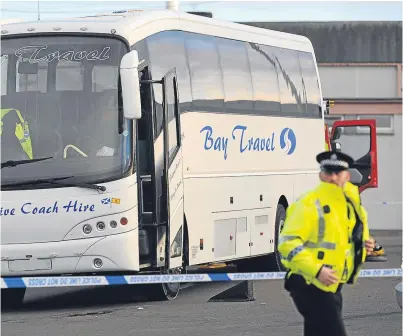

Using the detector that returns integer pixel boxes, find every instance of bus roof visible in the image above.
[0,9,314,52]
[0,18,24,25]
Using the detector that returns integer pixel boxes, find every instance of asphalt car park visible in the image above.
[1,230,401,336]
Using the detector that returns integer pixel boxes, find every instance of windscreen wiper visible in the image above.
[1,176,106,191]
[1,156,53,169]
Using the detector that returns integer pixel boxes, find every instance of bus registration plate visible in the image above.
[8,259,52,272]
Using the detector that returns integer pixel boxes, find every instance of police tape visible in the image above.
[1,268,401,289]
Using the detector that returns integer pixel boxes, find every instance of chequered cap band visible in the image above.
[320,159,349,168]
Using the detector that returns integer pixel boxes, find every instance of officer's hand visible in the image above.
[318,266,339,286]
[365,239,375,254]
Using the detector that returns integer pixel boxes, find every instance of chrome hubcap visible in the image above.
[163,267,181,299]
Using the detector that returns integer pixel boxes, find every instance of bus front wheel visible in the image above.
[145,268,181,301]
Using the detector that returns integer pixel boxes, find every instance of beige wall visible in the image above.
[329,102,402,115]
[319,62,402,101]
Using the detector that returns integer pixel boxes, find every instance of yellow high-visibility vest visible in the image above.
[278,181,370,293]
[1,108,33,159]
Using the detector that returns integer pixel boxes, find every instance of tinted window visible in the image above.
[216,37,253,111]
[131,39,148,65]
[298,51,321,117]
[56,60,84,91]
[1,55,7,95]
[247,42,281,114]
[18,58,47,93]
[166,76,179,160]
[184,32,225,112]
[272,47,306,115]
[92,65,118,92]
[147,31,192,136]
[1,35,131,187]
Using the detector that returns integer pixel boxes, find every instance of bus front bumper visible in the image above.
[1,229,140,277]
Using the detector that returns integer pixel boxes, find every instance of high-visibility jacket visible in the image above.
[278,181,370,293]
[1,108,33,159]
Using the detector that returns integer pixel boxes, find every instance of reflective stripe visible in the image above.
[281,243,334,263]
[280,200,335,263]
[315,200,325,241]
[305,241,336,250]
[280,236,336,250]
[285,245,304,261]
[279,235,299,244]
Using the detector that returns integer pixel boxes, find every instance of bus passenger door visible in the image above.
[137,65,160,268]
[330,119,378,193]
[158,69,184,271]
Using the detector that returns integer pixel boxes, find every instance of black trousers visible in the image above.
[285,274,347,336]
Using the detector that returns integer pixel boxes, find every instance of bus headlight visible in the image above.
[63,207,138,241]
[83,224,92,234]
[96,221,106,231]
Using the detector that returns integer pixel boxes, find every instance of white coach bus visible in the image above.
[0,9,378,305]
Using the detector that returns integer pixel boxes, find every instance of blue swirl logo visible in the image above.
[280,128,296,155]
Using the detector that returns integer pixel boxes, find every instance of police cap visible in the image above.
[316,150,354,173]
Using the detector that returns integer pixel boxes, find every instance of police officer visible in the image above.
[278,150,375,336]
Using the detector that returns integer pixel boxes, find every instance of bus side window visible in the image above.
[146,30,192,138]
[272,48,305,116]
[298,52,321,118]
[216,37,253,112]
[246,42,282,115]
[184,32,225,112]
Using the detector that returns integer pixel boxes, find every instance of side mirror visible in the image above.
[333,127,342,140]
[120,50,142,119]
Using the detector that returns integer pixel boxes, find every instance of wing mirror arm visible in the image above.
[330,141,341,152]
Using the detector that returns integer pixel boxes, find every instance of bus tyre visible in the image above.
[146,268,181,301]
[146,228,188,301]
[272,203,287,272]
[1,288,26,309]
